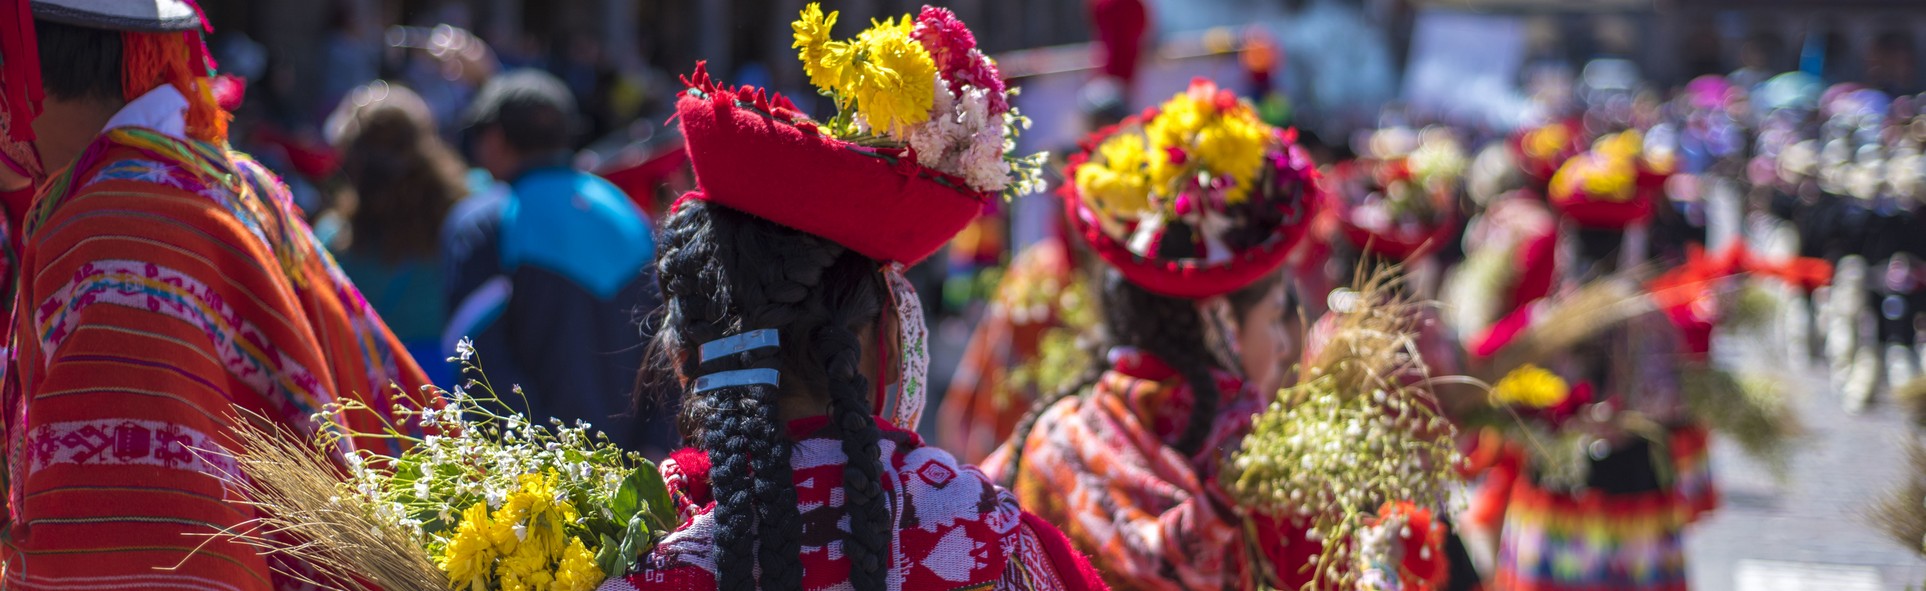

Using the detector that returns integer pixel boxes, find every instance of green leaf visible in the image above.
[632,459,677,530]
[612,471,642,524]
[594,533,625,578]
[595,514,650,577]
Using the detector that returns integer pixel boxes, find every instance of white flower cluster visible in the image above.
[906,78,1046,199]
[318,342,638,543]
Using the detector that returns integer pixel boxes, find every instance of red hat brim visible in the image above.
[1552,192,1653,229]
[675,72,988,266]
[1334,199,1457,261]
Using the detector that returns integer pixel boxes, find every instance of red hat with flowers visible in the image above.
[1507,119,1583,185]
[1547,130,1666,230]
[674,4,1046,266]
[1331,128,1465,261]
[1064,78,1321,300]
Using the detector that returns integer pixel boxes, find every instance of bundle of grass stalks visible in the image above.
[198,412,447,591]
[1226,269,1462,591]
[1488,274,1654,375]
[1680,366,1799,480]
[1869,438,1926,559]
[1722,283,1780,332]
[1895,376,1926,428]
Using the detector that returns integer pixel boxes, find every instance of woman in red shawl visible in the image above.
[990,80,1444,591]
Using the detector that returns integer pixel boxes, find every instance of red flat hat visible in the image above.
[1508,120,1582,183]
[675,64,988,266]
[1328,160,1457,261]
[1548,151,1653,230]
[1063,79,1321,300]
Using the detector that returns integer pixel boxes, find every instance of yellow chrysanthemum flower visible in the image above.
[440,502,499,591]
[1524,125,1571,160]
[1491,364,1570,408]
[1550,154,1637,203]
[1138,86,1270,203]
[1595,130,1643,162]
[1191,114,1268,203]
[1077,165,1151,218]
[848,16,936,136]
[498,472,578,558]
[553,538,605,591]
[792,3,849,93]
[1076,133,1155,217]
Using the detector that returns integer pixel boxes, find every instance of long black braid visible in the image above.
[645,200,892,591]
[1105,273,1229,456]
[814,259,892,590]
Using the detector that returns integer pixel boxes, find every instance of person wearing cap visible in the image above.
[988,79,1445,591]
[602,5,1102,590]
[0,0,432,586]
[438,69,663,452]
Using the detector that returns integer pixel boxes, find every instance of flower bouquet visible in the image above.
[790,3,1046,200]
[208,340,674,591]
[1225,270,1462,591]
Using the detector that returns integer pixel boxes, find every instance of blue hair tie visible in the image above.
[700,328,780,363]
[693,368,781,393]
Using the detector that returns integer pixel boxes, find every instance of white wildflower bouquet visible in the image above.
[1225,271,1462,591]
[213,340,674,591]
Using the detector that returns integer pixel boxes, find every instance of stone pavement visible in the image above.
[1686,326,1926,591]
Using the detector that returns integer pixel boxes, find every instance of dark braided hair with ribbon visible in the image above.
[647,199,892,591]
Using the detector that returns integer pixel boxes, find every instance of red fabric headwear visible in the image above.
[1540,135,1664,230]
[674,64,987,266]
[1507,120,1582,185]
[1329,159,1457,261]
[1063,79,1321,300]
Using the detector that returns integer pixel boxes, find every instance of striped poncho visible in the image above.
[0,125,429,590]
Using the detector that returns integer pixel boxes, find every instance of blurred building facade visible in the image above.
[201,0,1097,131]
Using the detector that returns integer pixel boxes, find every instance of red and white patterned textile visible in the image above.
[601,418,1107,591]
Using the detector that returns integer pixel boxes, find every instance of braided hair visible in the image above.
[646,200,893,591]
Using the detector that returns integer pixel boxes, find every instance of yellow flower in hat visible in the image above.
[1077,133,1155,218]
[1491,364,1570,408]
[790,4,936,137]
[1141,83,1270,203]
[792,4,850,92]
[849,16,936,135]
[1550,152,1637,203]
[1523,124,1571,161]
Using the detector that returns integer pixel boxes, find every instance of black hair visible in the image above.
[646,199,890,591]
[1572,226,1624,277]
[34,20,123,103]
[462,69,576,157]
[1003,269,1280,484]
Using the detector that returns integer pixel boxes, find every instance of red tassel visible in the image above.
[120,31,229,142]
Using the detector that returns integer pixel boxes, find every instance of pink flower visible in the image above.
[912,6,1009,114]
[912,6,977,64]
[1166,146,1188,165]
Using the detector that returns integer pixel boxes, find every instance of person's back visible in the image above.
[441,69,661,452]
[0,6,431,587]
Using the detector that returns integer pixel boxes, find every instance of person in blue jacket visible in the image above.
[441,69,668,452]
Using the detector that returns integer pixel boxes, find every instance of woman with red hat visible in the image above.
[605,6,1103,591]
[989,79,1445,591]
[1470,131,1703,591]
